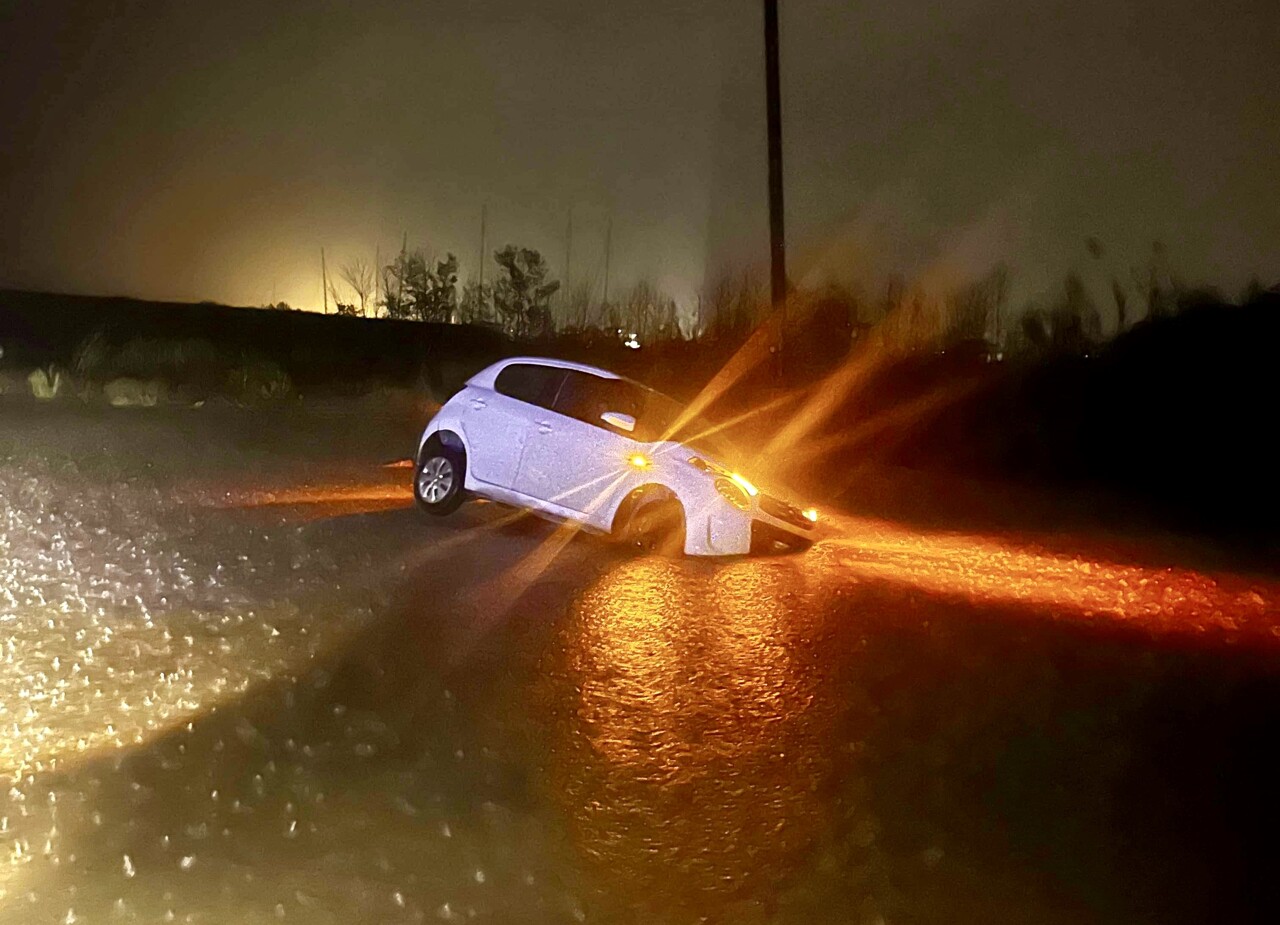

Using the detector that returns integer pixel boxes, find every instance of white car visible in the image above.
[412,356,818,556]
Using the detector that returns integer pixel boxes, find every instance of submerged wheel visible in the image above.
[414,443,466,515]
[620,497,686,557]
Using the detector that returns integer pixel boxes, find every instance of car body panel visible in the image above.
[517,405,634,520]
[449,386,531,488]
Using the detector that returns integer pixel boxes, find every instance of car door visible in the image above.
[462,362,565,488]
[516,370,642,523]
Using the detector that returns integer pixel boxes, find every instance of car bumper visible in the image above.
[687,492,816,556]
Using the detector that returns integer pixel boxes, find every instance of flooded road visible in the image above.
[3,449,1279,923]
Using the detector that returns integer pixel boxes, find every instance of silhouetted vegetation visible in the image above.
[827,287,1280,546]
[381,250,460,323]
[491,245,559,338]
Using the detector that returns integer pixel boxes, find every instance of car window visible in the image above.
[632,387,739,459]
[554,371,643,434]
[493,363,565,410]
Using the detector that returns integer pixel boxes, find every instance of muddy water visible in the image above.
[2,446,1278,923]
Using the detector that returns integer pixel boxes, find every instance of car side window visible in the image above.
[493,363,565,410]
[554,371,642,435]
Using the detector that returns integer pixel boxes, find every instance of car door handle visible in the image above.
[537,422,552,434]
[470,398,487,410]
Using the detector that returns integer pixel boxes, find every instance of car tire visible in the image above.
[622,497,686,557]
[414,442,466,516]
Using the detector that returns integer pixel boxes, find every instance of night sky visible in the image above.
[2,0,1277,320]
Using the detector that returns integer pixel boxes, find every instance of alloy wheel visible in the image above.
[417,456,454,503]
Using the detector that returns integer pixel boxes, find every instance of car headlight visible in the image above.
[691,456,760,508]
[714,477,751,510]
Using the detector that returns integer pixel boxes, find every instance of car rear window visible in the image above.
[493,363,565,409]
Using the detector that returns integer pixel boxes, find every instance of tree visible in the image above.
[1086,236,1130,335]
[338,257,375,317]
[406,253,458,323]
[1018,272,1103,355]
[380,249,459,322]
[560,278,596,332]
[326,278,360,317]
[701,268,762,340]
[619,280,679,344]
[381,251,417,320]
[944,265,1008,346]
[1135,240,1175,321]
[1112,279,1128,333]
[492,245,560,338]
[458,280,492,325]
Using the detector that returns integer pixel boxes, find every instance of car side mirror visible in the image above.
[600,410,636,432]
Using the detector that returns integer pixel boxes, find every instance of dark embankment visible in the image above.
[0,289,511,397]
[846,291,1279,548]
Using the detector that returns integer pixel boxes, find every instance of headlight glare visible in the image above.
[714,477,751,510]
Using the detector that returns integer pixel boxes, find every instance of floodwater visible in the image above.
[2,446,1279,924]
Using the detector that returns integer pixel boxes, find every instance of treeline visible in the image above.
[309,237,1266,372]
[311,242,683,345]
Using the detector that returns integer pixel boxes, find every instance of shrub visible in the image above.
[28,366,63,400]
[225,359,293,404]
[104,378,162,407]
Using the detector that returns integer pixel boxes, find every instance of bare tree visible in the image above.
[326,278,360,317]
[620,280,678,344]
[338,257,375,317]
[944,264,1009,347]
[561,278,596,332]
[701,268,763,340]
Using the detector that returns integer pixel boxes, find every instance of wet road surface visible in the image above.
[3,458,1279,924]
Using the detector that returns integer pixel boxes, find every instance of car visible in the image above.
[412,356,819,556]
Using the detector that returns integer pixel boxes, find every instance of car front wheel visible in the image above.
[414,444,466,516]
[620,497,686,556]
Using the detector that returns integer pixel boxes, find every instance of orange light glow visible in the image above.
[629,454,651,469]
[819,513,1279,645]
[802,507,818,522]
[543,559,833,903]
[729,472,759,496]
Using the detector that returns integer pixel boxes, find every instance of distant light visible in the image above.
[729,472,758,497]
[629,454,651,469]
[802,507,818,523]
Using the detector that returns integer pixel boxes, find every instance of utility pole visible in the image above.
[602,217,612,319]
[564,206,573,323]
[321,246,329,314]
[477,205,487,292]
[764,0,787,375]
[373,245,380,317]
[398,231,407,310]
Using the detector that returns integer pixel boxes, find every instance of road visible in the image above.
[2,433,1278,924]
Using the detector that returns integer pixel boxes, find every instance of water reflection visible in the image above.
[542,556,840,912]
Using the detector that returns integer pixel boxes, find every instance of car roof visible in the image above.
[468,355,621,389]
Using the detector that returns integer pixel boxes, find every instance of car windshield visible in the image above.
[630,384,740,463]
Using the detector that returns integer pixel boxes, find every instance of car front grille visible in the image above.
[759,494,814,531]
